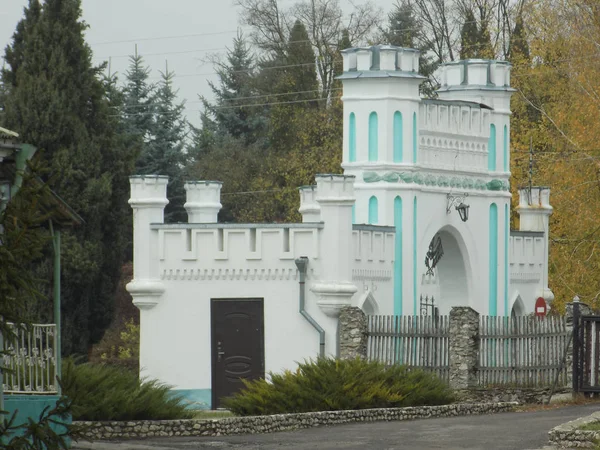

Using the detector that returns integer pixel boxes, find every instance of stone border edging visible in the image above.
[548,410,600,448]
[74,402,517,440]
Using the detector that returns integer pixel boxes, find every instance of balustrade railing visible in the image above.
[2,323,58,394]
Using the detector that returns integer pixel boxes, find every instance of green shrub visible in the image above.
[222,358,454,416]
[61,358,193,421]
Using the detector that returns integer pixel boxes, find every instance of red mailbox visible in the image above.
[535,297,547,317]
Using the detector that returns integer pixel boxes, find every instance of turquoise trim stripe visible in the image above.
[503,124,508,172]
[352,204,356,224]
[393,111,403,162]
[394,196,403,315]
[368,112,378,161]
[413,196,418,315]
[412,112,418,163]
[368,196,379,224]
[170,388,212,410]
[489,203,498,316]
[349,113,356,162]
[489,124,497,171]
[504,203,509,316]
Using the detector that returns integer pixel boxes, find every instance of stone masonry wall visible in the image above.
[338,306,368,359]
[456,387,571,405]
[75,402,516,441]
[548,410,600,448]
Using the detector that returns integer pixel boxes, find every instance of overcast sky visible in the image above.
[1,0,389,129]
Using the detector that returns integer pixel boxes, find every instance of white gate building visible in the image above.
[127,45,554,409]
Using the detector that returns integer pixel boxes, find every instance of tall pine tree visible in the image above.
[200,33,267,148]
[460,9,480,59]
[283,20,318,103]
[384,0,438,96]
[144,64,187,222]
[1,0,135,355]
[123,48,155,171]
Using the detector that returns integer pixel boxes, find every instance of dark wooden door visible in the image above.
[211,298,264,408]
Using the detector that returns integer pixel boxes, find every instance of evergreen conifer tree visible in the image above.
[460,9,480,59]
[284,20,318,103]
[1,0,135,355]
[145,65,187,222]
[384,0,438,96]
[509,11,530,61]
[123,48,155,170]
[385,0,418,47]
[201,33,267,146]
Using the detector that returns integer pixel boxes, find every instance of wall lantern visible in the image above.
[446,193,470,222]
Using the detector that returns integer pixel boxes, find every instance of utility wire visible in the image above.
[115,87,341,110]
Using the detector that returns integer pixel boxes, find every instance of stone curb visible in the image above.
[74,401,517,441]
[548,410,600,448]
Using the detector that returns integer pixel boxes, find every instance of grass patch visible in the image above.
[222,357,454,416]
[193,411,235,420]
[62,358,193,421]
[580,421,600,431]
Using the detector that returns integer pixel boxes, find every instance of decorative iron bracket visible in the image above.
[446,192,468,214]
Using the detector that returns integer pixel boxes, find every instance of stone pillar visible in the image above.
[449,306,480,390]
[298,185,320,222]
[126,175,168,310]
[565,300,593,391]
[184,181,222,223]
[338,306,368,360]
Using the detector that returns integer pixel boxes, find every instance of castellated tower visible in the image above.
[437,60,514,175]
[338,46,515,316]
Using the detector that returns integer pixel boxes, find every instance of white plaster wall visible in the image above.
[351,226,395,315]
[508,232,547,315]
[138,222,397,391]
[140,274,336,391]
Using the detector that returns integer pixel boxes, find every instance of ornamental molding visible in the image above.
[160,267,317,282]
[361,171,510,191]
[352,268,392,281]
[509,272,541,283]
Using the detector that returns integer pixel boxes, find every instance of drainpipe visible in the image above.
[294,257,325,358]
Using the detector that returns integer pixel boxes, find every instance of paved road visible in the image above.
[73,404,599,450]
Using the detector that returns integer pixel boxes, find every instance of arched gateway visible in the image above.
[340,45,516,316]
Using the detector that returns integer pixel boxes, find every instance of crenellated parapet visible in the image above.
[340,45,422,76]
[438,60,512,92]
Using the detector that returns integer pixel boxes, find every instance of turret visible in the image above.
[126,175,168,309]
[338,45,425,166]
[310,174,358,317]
[184,181,222,223]
[298,185,320,222]
[517,186,554,303]
[437,60,515,174]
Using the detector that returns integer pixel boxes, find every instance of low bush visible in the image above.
[62,358,193,421]
[222,357,454,416]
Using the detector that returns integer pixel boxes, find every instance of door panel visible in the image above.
[211,299,264,408]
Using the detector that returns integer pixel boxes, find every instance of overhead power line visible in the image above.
[91,29,248,46]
